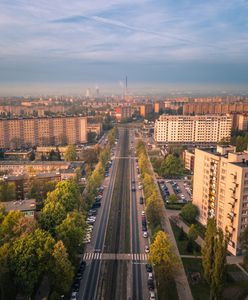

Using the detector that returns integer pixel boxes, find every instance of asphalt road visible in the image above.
[78,127,149,300]
[79,132,121,300]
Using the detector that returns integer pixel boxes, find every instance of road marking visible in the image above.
[82,252,148,261]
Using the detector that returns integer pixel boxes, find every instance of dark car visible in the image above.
[147,279,154,290]
[142,225,147,231]
[131,186,136,192]
[92,202,101,209]
[139,197,144,204]
[146,264,153,272]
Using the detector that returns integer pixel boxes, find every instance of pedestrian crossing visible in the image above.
[82,252,148,261]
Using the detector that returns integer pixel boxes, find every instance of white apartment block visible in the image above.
[154,115,232,144]
[193,145,248,255]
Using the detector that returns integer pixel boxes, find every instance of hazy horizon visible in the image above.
[0,0,248,95]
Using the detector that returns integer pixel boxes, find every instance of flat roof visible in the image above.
[2,199,36,212]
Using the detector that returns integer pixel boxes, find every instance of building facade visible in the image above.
[193,145,248,255]
[154,115,232,145]
[115,106,132,122]
[182,150,195,172]
[0,116,87,148]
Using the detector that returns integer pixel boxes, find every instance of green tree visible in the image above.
[145,196,163,230]
[181,203,199,223]
[64,145,77,161]
[10,229,55,296]
[39,196,66,235]
[202,219,228,299]
[0,182,16,201]
[0,210,22,244]
[188,224,198,242]
[149,231,180,281]
[239,226,248,270]
[168,194,177,203]
[56,211,86,260]
[28,179,56,202]
[50,240,74,294]
[0,243,13,300]
[160,154,183,178]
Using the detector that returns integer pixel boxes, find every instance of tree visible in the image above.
[202,218,217,284]
[168,194,177,203]
[0,182,16,201]
[50,241,74,294]
[239,226,248,269]
[39,196,67,236]
[149,231,180,281]
[64,145,77,161]
[160,154,183,178]
[0,243,13,300]
[87,132,97,144]
[10,229,55,296]
[0,210,22,244]
[28,179,56,202]
[55,211,86,260]
[188,224,198,242]
[181,203,199,223]
[202,219,228,299]
[53,180,81,212]
[145,196,163,229]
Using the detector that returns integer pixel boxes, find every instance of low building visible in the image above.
[87,123,103,136]
[4,150,33,161]
[2,199,37,218]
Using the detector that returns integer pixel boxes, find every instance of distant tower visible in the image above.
[85,88,92,98]
[95,86,100,97]
[125,76,128,100]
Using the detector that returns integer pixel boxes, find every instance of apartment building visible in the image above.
[193,145,248,255]
[182,149,195,172]
[115,106,132,122]
[154,115,232,145]
[139,104,154,117]
[0,116,87,148]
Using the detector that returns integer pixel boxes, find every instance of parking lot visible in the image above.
[158,179,192,203]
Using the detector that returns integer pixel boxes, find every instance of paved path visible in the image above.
[147,156,193,300]
[167,209,244,265]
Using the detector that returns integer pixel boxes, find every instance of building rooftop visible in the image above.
[2,199,36,212]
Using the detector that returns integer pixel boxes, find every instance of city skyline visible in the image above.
[0,0,248,94]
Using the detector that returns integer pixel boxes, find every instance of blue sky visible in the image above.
[0,0,248,94]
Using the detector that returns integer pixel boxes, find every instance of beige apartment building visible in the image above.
[154,115,232,145]
[193,145,248,255]
[0,116,87,148]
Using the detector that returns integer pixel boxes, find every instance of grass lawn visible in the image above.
[182,258,248,300]
[170,221,201,255]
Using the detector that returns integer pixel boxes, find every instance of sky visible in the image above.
[0,0,248,95]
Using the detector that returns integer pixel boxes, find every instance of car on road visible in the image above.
[147,278,154,290]
[143,231,148,238]
[146,263,153,272]
[145,245,150,253]
[91,202,101,209]
[150,291,156,300]
[70,291,78,300]
[142,225,147,231]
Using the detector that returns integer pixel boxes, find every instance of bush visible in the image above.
[181,203,199,224]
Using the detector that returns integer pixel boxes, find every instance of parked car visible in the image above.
[146,263,153,272]
[145,245,150,253]
[139,197,144,204]
[70,291,78,300]
[143,231,148,238]
[150,291,156,300]
[147,279,154,290]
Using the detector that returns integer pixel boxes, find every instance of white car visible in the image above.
[148,272,153,279]
[143,231,148,238]
[141,211,145,216]
[150,291,156,300]
[138,185,143,190]
[145,245,150,253]
[70,291,78,300]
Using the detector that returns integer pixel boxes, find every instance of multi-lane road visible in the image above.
[78,127,152,300]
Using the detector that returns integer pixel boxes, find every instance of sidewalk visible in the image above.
[147,155,193,300]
